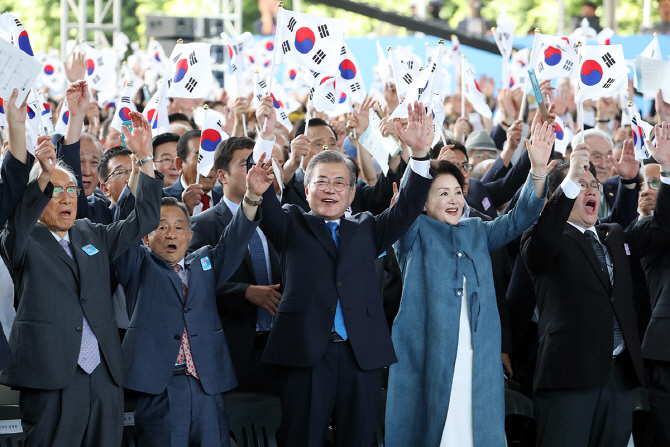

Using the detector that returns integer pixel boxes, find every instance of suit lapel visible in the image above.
[564,224,611,292]
[337,218,354,266]
[69,226,88,286]
[33,224,79,280]
[217,201,256,281]
[153,253,185,303]
[304,213,338,260]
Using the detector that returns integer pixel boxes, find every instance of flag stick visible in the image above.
[427,39,443,117]
[579,101,585,144]
[518,29,540,121]
[460,54,466,119]
[440,127,447,146]
[242,113,248,137]
[388,47,403,106]
[31,89,46,135]
[351,102,357,139]
[263,3,284,133]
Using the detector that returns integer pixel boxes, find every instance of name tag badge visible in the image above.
[201,257,212,271]
[624,243,631,256]
[81,244,99,256]
[482,197,491,211]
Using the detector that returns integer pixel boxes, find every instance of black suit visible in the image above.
[259,168,432,447]
[638,214,670,445]
[162,174,223,209]
[520,180,670,447]
[188,198,282,394]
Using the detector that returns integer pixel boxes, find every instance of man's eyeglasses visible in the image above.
[52,186,80,198]
[578,180,601,191]
[156,156,176,165]
[647,178,661,190]
[312,179,351,192]
[458,163,474,173]
[104,168,131,182]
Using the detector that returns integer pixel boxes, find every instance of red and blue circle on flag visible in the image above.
[173,59,189,83]
[44,65,55,76]
[201,128,222,152]
[338,59,357,80]
[42,103,50,116]
[265,41,274,51]
[580,60,603,86]
[62,110,70,124]
[295,28,315,54]
[147,109,158,129]
[338,92,347,104]
[18,30,33,56]
[544,46,562,66]
[289,69,297,80]
[119,107,132,121]
[0,98,5,114]
[271,94,283,109]
[555,123,564,140]
[86,59,95,76]
[26,106,35,120]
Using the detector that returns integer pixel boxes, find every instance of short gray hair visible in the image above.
[571,129,613,152]
[80,132,103,157]
[29,159,77,186]
[160,197,192,230]
[304,150,357,187]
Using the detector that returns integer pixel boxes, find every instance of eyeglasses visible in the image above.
[458,163,474,173]
[312,179,352,192]
[578,180,601,191]
[156,156,176,165]
[52,186,80,198]
[647,178,661,190]
[104,168,131,182]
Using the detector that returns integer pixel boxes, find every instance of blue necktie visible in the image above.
[326,221,348,340]
[249,230,273,331]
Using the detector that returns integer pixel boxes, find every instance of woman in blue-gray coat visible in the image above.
[386,121,555,447]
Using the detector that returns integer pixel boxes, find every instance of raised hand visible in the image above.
[35,135,56,191]
[525,121,555,174]
[395,101,428,157]
[64,52,86,83]
[347,96,376,138]
[648,122,670,170]
[568,143,591,183]
[121,111,153,159]
[504,119,524,154]
[329,119,348,148]
[608,137,639,180]
[182,183,204,214]
[65,80,91,117]
[389,181,399,207]
[246,153,275,199]
[497,88,518,125]
[437,145,458,163]
[656,89,670,124]
[453,116,470,142]
[256,96,276,140]
[4,88,26,127]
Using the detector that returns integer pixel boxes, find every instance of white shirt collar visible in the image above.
[48,229,70,243]
[222,195,240,215]
[567,221,599,240]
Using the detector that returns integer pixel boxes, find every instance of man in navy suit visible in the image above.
[188,136,282,394]
[163,129,223,216]
[253,96,433,447]
[115,153,274,446]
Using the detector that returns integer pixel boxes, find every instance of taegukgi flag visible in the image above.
[167,42,213,99]
[577,44,629,102]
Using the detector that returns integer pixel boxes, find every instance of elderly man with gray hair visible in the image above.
[0,110,163,447]
[571,129,640,220]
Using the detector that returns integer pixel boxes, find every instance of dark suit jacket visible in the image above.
[467,150,531,219]
[55,138,113,225]
[115,205,259,395]
[188,199,282,383]
[0,153,32,370]
[162,175,223,207]
[258,168,432,370]
[282,162,405,215]
[0,172,162,390]
[520,181,670,391]
[640,214,670,362]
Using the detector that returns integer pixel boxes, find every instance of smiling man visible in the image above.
[163,130,223,216]
[521,132,670,447]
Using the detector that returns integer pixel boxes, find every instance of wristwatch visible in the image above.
[243,194,263,206]
[135,154,154,167]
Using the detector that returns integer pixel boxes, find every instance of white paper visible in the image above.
[635,55,670,100]
[358,109,403,175]
[0,37,41,107]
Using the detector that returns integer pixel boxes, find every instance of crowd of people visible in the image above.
[0,21,670,447]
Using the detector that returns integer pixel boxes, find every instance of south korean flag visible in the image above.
[577,44,629,102]
[389,48,416,97]
[553,115,573,156]
[631,111,654,162]
[37,50,66,92]
[336,42,366,104]
[389,60,439,120]
[310,75,337,112]
[253,72,293,132]
[534,39,579,80]
[274,8,345,74]
[223,32,255,77]
[110,83,138,133]
[167,42,213,99]
[83,44,118,92]
[142,78,170,136]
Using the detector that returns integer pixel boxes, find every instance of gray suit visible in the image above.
[0,172,163,447]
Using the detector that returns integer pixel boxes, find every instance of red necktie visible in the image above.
[201,194,211,211]
[172,264,199,378]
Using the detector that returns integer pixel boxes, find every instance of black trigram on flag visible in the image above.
[280,111,288,120]
[287,17,297,32]
[312,50,326,65]
[430,62,436,73]
[340,46,346,56]
[97,57,104,67]
[92,75,100,84]
[406,60,414,70]
[350,82,361,92]
[216,120,222,128]
[326,92,335,104]
[121,97,131,104]
[185,78,197,93]
[172,53,182,64]
[602,52,615,68]
[231,63,238,73]
[13,19,21,27]
[537,62,544,73]
[603,77,615,89]
[418,87,425,96]
[309,88,314,100]
[318,25,329,38]
[402,74,413,84]
[198,152,203,163]
[259,80,267,90]
[563,60,574,71]
[312,71,321,79]
[231,45,239,55]
[282,41,291,54]
[255,93,263,102]
[189,52,198,65]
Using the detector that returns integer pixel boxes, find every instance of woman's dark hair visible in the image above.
[430,160,465,190]
[429,139,468,162]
